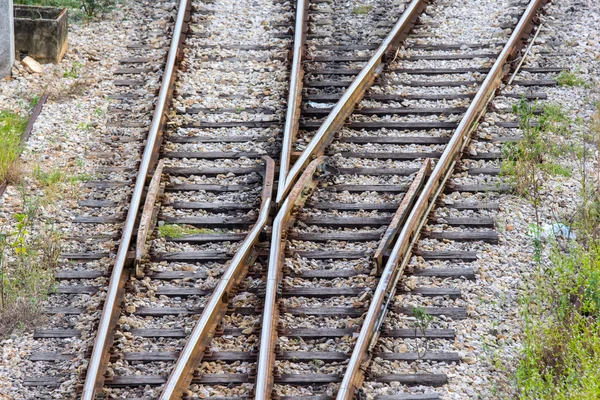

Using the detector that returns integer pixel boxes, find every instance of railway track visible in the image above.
[23,0,291,397]
[21,0,564,398]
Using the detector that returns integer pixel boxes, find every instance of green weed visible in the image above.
[517,243,600,399]
[0,192,61,337]
[514,98,600,399]
[352,5,372,14]
[0,111,28,183]
[540,103,571,137]
[501,99,546,225]
[541,162,572,178]
[412,306,433,359]
[80,0,116,18]
[158,224,215,238]
[29,95,41,108]
[76,121,92,131]
[33,165,66,187]
[556,70,587,87]
[502,98,578,225]
[63,61,82,79]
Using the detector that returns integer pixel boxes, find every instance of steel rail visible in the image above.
[373,159,431,274]
[275,0,428,204]
[135,159,165,277]
[160,156,275,400]
[277,0,309,201]
[80,0,191,396]
[255,156,329,400]
[336,0,547,398]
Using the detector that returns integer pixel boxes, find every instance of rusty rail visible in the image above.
[159,156,275,400]
[277,0,309,201]
[275,0,428,204]
[255,156,330,399]
[373,159,431,274]
[79,0,191,396]
[336,1,547,398]
[135,159,165,277]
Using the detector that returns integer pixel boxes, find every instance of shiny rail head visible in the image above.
[79,0,193,397]
[276,0,309,203]
[159,158,275,400]
[255,156,329,400]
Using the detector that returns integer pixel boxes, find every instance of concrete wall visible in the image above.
[0,0,15,77]
[14,6,68,63]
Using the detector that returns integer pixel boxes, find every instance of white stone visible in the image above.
[21,56,44,74]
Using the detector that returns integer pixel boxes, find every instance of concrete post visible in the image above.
[0,0,15,78]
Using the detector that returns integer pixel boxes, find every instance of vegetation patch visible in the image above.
[501,98,574,224]
[352,5,373,14]
[0,111,28,184]
[0,190,61,337]
[556,70,587,87]
[63,61,82,78]
[539,103,572,137]
[158,224,215,238]
[517,242,600,399]
[507,99,600,398]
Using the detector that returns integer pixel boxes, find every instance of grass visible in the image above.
[63,61,82,79]
[0,190,61,337]
[517,242,600,399]
[0,111,28,184]
[502,99,576,191]
[541,162,572,178]
[33,165,66,187]
[556,70,587,87]
[158,224,215,238]
[511,95,600,398]
[352,5,372,14]
[33,165,94,185]
[32,165,95,201]
[540,103,571,137]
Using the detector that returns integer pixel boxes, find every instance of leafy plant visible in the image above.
[63,61,82,78]
[502,98,546,227]
[352,5,372,14]
[0,110,28,183]
[556,70,587,87]
[80,0,115,18]
[0,196,61,336]
[412,306,433,359]
[158,224,215,238]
